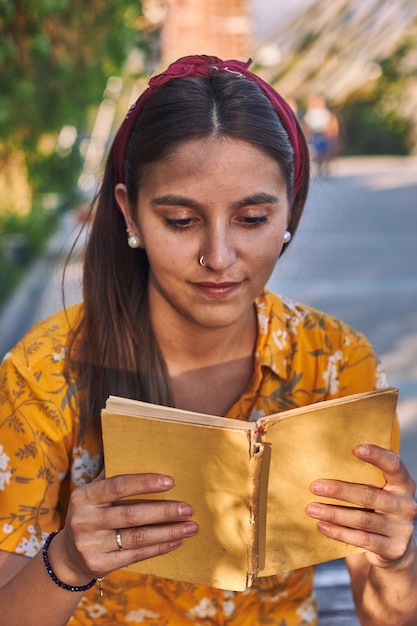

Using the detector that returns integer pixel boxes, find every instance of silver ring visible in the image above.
[115,529,124,550]
[199,255,206,267]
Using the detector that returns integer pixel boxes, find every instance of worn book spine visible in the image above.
[245,428,266,587]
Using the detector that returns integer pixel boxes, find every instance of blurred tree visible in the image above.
[338,36,416,156]
[0,0,146,214]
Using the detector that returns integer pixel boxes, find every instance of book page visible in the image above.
[102,411,262,590]
[258,388,397,575]
[106,396,255,431]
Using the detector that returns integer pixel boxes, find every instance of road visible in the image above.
[268,155,417,482]
[1,155,416,480]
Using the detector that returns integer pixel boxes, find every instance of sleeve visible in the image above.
[0,352,74,557]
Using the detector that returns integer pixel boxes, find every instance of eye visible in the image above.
[164,217,196,230]
[237,215,268,227]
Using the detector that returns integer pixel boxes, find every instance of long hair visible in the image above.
[66,72,310,442]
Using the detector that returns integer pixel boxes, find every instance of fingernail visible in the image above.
[307,504,323,518]
[318,521,330,534]
[158,475,174,488]
[311,480,325,494]
[355,444,369,457]
[183,521,198,536]
[179,503,193,518]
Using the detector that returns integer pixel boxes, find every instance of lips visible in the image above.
[193,281,243,297]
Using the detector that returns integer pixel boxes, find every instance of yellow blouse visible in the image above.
[0,289,399,625]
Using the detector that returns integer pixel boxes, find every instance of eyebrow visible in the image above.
[150,192,280,210]
[151,195,200,209]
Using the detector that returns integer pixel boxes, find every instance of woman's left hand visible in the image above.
[306,444,417,568]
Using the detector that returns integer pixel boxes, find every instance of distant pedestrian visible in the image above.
[303,95,340,174]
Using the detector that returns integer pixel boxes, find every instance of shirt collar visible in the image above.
[254,289,290,381]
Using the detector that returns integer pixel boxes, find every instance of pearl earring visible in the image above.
[283,230,292,244]
[127,230,141,249]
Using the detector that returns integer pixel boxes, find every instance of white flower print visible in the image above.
[223,591,236,617]
[272,329,288,350]
[0,445,11,490]
[257,312,269,336]
[16,525,48,557]
[187,597,217,619]
[77,596,107,624]
[296,592,317,621]
[223,599,236,617]
[375,363,388,389]
[2,523,13,534]
[322,350,343,394]
[52,348,66,363]
[126,609,161,622]
[1,351,12,364]
[71,447,101,486]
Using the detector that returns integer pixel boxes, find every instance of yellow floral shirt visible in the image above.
[0,289,399,625]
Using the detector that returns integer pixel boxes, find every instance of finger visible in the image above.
[85,538,186,578]
[100,500,195,530]
[113,520,198,552]
[312,518,403,561]
[306,502,398,537]
[76,473,176,507]
[310,477,400,513]
[305,506,414,563]
[354,444,416,493]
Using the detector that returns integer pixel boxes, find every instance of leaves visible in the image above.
[15,441,37,460]
[0,0,147,205]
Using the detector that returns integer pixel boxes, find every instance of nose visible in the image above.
[201,223,237,271]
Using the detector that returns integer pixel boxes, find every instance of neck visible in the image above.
[150,302,257,376]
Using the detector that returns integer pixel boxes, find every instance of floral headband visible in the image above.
[112,55,307,201]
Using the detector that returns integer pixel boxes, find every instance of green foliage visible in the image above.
[0,0,146,201]
[0,0,148,306]
[339,100,412,156]
[339,36,415,156]
[0,0,144,141]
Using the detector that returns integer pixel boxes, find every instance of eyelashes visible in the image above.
[164,218,195,230]
[238,216,268,226]
[164,215,269,231]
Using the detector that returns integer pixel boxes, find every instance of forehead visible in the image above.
[140,137,287,192]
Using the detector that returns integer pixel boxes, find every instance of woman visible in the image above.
[0,55,416,626]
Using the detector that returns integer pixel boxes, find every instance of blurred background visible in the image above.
[0,0,416,464]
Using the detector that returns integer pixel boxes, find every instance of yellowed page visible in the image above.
[102,411,261,590]
[258,388,397,575]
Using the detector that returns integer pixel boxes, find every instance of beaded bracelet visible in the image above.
[43,530,104,595]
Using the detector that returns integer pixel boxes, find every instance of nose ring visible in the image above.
[199,255,206,267]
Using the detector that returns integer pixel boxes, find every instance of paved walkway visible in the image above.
[0,210,87,357]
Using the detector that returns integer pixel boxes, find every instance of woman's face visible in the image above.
[116,137,291,334]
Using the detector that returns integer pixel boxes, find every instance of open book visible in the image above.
[101,387,397,591]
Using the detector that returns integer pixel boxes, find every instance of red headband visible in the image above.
[112,55,306,200]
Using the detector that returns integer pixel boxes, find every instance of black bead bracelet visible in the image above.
[42,530,98,593]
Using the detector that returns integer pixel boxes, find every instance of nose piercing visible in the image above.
[199,255,206,267]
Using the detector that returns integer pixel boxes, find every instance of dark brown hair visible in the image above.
[66,72,310,442]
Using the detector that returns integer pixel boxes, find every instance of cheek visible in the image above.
[144,236,194,271]
[252,231,285,265]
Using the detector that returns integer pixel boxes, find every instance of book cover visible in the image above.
[101,387,397,590]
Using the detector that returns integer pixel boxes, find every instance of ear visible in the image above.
[114,183,140,235]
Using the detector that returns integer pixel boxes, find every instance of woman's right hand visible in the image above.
[48,472,198,586]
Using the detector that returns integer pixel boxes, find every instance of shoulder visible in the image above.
[256,290,384,398]
[2,304,83,370]
[257,289,366,344]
